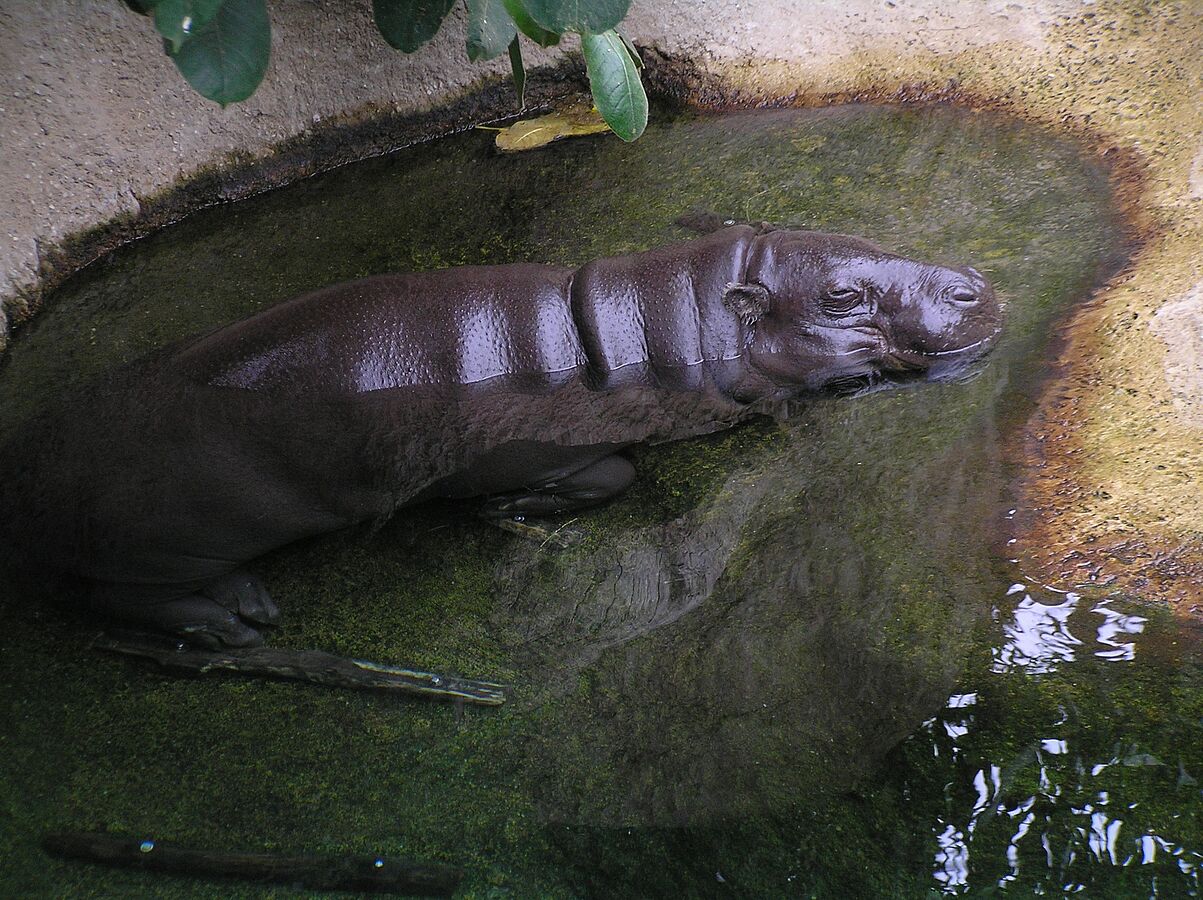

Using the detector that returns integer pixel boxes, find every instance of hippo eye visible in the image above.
[821,288,865,317]
[950,291,979,306]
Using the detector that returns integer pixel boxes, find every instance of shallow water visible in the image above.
[2,104,1196,897]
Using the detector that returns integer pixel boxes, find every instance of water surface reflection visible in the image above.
[919,583,1202,896]
[496,396,999,828]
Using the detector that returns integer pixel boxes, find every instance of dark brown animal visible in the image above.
[0,225,1000,646]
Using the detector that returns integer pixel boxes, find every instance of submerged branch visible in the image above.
[93,633,508,706]
[43,832,463,896]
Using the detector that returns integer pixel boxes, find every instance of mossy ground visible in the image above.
[4,105,1192,897]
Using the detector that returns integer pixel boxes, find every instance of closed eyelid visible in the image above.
[820,288,875,318]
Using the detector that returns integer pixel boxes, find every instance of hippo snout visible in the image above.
[902,264,1002,376]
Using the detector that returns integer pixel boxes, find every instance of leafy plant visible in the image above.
[122,0,648,141]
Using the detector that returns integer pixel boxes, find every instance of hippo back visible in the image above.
[174,264,582,394]
[570,227,756,389]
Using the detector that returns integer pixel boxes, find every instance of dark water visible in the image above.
[2,105,1198,897]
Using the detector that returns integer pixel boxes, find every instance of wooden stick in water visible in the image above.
[93,632,507,706]
[43,832,463,896]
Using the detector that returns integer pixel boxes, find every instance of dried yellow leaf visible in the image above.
[494,107,612,152]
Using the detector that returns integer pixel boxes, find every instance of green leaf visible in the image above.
[518,0,628,34]
[153,0,225,52]
[373,0,457,53]
[618,30,642,68]
[168,0,270,106]
[508,36,527,108]
[580,30,647,142]
[501,0,559,47]
[466,0,517,62]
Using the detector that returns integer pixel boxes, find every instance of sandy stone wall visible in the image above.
[0,0,556,345]
[3,0,1201,609]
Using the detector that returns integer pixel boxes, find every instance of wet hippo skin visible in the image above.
[0,225,1001,647]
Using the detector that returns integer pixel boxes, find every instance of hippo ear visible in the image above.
[723,282,771,326]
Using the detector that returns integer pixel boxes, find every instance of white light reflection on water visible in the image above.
[934,823,970,891]
[991,587,1149,676]
[1095,604,1148,662]
[991,590,1082,674]
[928,582,1200,895]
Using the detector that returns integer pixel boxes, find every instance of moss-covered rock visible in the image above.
[2,103,1172,897]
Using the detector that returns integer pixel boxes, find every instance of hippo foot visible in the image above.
[478,455,636,520]
[201,570,281,627]
[90,571,280,649]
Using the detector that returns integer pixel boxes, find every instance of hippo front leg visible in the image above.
[90,570,280,649]
[478,455,636,518]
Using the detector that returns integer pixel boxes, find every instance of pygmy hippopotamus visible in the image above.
[0,224,1001,647]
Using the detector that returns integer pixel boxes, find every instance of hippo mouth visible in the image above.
[823,332,999,397]
[919,335,997,360]
[872,315,1002,374]
[912,332,1002,381]
[828,326,996,372]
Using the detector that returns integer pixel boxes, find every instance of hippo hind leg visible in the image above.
[90,570,280,649]
[479,455,636,518]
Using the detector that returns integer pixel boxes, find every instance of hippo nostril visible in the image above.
[950,291,979,305]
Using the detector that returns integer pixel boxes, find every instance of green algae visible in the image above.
[2,104,1188,897]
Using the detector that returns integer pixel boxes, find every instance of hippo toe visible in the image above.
[89,571,278,649]
[201,570,281,627]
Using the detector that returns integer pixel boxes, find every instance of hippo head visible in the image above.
[724,229,1002,398]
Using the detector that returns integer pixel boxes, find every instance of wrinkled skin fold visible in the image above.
[0,225,1001,647]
